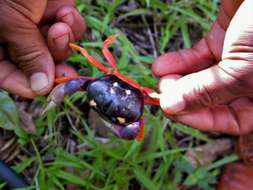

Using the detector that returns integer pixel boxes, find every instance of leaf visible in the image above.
[0,92,28,144]
[0,92,19,131]
[134,168,157,190]
[180,16,191,48]
[119,8,151,19]
[171,123,212,142]
[169,6,210,31]
[85,16,112,34]
[56,171,87,186]
[13,157,35,173]
[206,154,239,171]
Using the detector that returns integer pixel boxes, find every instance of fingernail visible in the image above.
[30,72,49,92]
[54,34,69,50]
[159,77,178,93]
[61,13,74,26]
[160,92,185,114]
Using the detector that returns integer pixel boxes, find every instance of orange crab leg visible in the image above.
[136,117,145,141]
[144,97,160,106]
[142,87,160,106]
[102,35,118,71]
[54,76,95,84]
[113,71,141,89]
[69,43,109,73]
[69,37,160,106]
[54,76,77,84]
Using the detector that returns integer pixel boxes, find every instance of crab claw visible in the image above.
[101,117,145,140]
[42,77,93,114]
[103,121,141,140]
[42,83,66,114]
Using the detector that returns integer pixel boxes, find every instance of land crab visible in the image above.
[43,35,160,140]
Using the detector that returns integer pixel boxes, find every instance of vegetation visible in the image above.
[0,0,238,190]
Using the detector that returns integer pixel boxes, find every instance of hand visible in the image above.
[0,0,85,98]
[152,0,253,135]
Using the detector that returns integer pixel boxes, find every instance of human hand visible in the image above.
[0,0,85,98]
[152,0,253,135]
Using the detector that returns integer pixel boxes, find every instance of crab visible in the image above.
[43,35,160,140]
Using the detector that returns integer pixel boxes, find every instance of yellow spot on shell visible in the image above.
[89,99,97,106]
[117,117,126,124]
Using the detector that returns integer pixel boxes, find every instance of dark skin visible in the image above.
[152,0,253,135]
[0,0,85,98]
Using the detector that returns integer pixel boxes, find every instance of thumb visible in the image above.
[0,1,54,95]
[8,28,55,95]
[160,0,253,114]
[159,60,253,114]
[7,29,55,95]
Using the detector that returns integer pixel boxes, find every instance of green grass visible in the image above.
[0,0,240,190]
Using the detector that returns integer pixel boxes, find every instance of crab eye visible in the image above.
[89,99,97,107]
[117,117,126,124]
